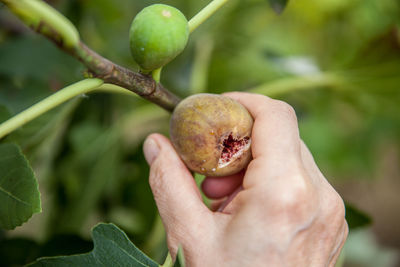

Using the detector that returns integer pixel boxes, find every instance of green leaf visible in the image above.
[345,202,372,229]
[0,237,40,266]
[0,143,41,230]
[29,223,160,267]
[268,0,289,14]
[0,105,11,123]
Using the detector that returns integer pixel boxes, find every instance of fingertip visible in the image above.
[144,133,182,164]
[143,135,160,165]
[146,133,171,148]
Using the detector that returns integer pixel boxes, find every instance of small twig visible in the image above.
[247,73,342,97]
[70,42,180,111]
[1,0,181,112]
[1,0,234,111]
[0,79,104,139]
[188,0,230,33]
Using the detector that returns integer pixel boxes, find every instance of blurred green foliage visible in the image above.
[0,0,399,266]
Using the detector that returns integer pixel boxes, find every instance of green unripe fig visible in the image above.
[129,4,189,72]
[170,94,254,177]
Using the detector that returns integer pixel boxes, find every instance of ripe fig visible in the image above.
[129,4,189,71]
[170,94,253,176]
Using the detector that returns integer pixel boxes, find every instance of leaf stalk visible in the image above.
[0,79,138,139]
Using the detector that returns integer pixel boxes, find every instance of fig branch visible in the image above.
[0,0,228,111]
[0,0,234,139]
[1,0,232,112]
[71,42,180,111]
[1,0,180,111]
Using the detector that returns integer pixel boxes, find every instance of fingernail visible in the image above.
[143,137,160,165]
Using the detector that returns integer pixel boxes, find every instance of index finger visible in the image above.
[223,92,301,163]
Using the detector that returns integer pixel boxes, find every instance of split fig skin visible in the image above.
[170,94,254,176]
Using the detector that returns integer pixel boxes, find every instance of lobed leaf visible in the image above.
[0,143,41,229]
[345,202,372,229]
[29,223,160,267]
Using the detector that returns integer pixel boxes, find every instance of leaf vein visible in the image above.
[0,186,31,207]
[97,232,150,267]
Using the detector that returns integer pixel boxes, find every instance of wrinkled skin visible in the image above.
[144,92,348,267]
[170,94,254,176]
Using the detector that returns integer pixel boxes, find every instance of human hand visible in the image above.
[143,92,348,267]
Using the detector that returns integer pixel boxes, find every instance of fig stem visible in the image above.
[190,34,214,94]
[1,0,181,112]
[0,79,139,139]
[188,0,230,33]
[247,72,342,97]
[152,67,163,83]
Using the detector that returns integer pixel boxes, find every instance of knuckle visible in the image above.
[280,183,308,211]
[331,192,346,219]
[271,176,311,214]
[273,100,298,122]
[323,189,346,225]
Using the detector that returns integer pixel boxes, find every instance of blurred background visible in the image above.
[0,0,399,266]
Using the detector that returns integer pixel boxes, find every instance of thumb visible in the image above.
[143,134,211,250]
